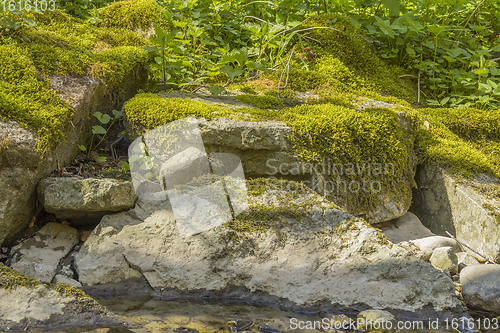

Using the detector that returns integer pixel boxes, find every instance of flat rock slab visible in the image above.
[75,180,464,318]
[0,263,125,331]
[460,264,500,313]
[37,177,137,224]
[9,222,79,282]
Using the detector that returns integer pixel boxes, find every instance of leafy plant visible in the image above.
[128,142,159,180]
[78,110,123,162]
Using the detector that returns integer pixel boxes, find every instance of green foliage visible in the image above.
[79,110,123,161]
[0,1,38,43]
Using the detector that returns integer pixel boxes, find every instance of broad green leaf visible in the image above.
[233,52,248,67]
[208,85,225,96]
[475,69,489,75]
[78,145,87,151]
[22,17,36,27]
[487,79,498,89]
[428,24,447,36]
[153,23,165,40]
[381,0,400,16]
[112,110,123,119]
[440,96,450,105]
[100,114,111,124]
[121,161,130,171]
[92,125,107,135]
[221,65,244,81]
[97,156,107,162]
[478,83,492,93]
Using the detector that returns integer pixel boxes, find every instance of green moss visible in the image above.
[0,10,148,152]
[0,263,106,313]
[227,83,258,94]
[0,263,39,290]
[483,203,500,224]
[288,14,417,102]
[413,107,500,179]
[235,94,284,109]
[224,178,340,241]
[280,104,412,209]
[124,93,233,133]
[100,0,170,31]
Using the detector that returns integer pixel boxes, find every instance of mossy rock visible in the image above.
[100,0,170,32]
[0,263,126,330]
[297,13,417,102]
[0,9,149,247]
[123,92,417,223]
[0,9,148,151]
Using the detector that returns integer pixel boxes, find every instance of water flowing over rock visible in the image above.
[37,177,137,224]
[75,179,464,318]
[411,162,500,263]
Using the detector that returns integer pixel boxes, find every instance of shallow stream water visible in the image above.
[27,295,459,333]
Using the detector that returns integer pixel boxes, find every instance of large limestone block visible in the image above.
[8,223,79,282]
[75,180,464,318]
[37,177,137,224]
[411,163,500,262]
[123,92,418,224]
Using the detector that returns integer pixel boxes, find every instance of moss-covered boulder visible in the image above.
[0,263,126,330]
[0,10,148,246]
[122,91,417,223]
[100,0,169,33]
